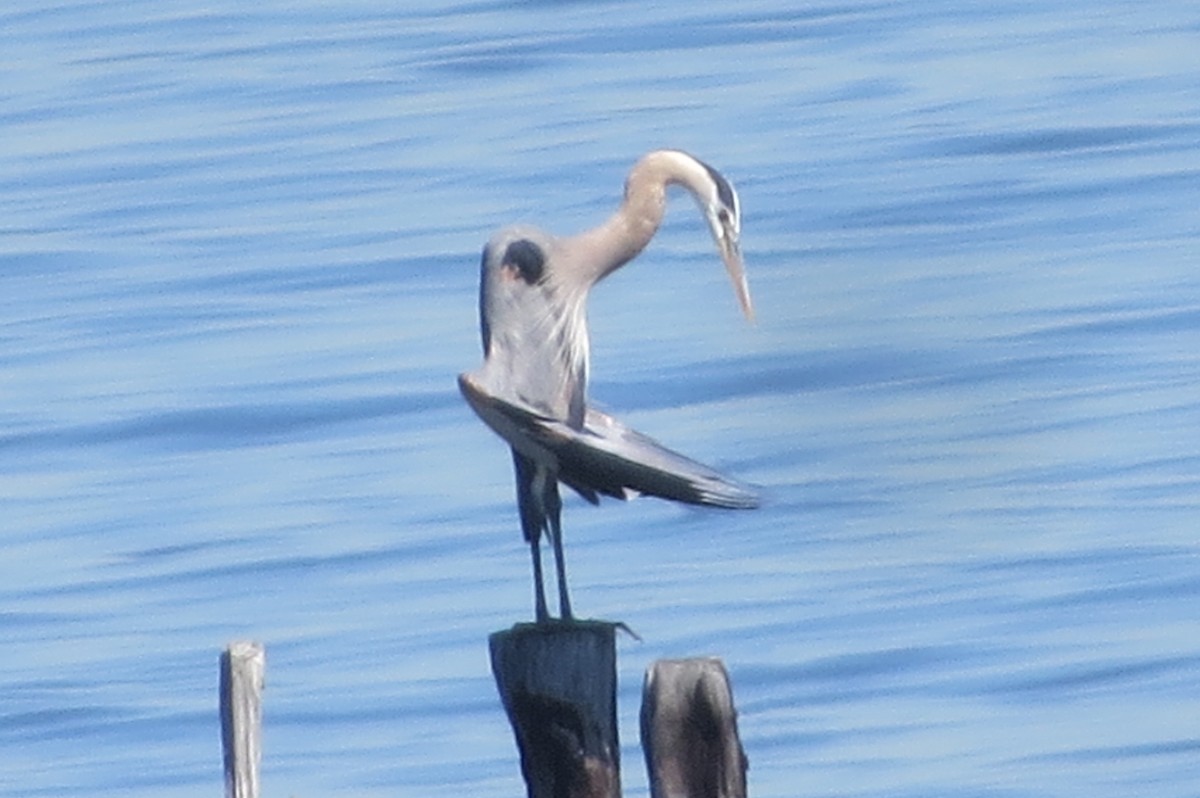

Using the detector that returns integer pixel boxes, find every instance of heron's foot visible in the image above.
[532,608,572,625]
[613,620,641,641]
[519,616,638,640]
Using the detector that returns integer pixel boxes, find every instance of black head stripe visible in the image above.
[700,160,738,214]
[503,239,546,285]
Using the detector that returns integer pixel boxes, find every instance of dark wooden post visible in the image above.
[640,658,747,798]
[220,640,265,798]
[489,621,621,798]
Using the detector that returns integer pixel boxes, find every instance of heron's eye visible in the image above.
[503,239,546,285]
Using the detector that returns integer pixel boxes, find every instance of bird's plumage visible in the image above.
[460,373,758,509]
[460,149,757,622]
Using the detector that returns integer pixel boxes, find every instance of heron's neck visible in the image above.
[567,154,676,284]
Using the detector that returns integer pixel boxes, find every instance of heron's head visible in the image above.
[643,150,754,322]
[691,157,754,322]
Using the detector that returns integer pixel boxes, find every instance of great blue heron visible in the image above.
[459,149,758,622]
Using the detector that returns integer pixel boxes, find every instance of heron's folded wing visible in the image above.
[459,372,757,509]
[559,406,759,509]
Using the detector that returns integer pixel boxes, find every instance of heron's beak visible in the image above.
[719,236,754,323]
[707,207,755,322]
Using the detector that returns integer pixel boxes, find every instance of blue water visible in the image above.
[3,1,1199,796]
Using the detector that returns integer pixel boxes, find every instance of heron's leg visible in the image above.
[551,534,573,620]
[545,483,573,620]
[529,537,550,623]
[512,451,551,623]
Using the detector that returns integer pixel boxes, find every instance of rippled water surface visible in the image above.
[3,2,1199,796]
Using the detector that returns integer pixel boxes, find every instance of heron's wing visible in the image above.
[459,373,758,509]
[561,406,759,508]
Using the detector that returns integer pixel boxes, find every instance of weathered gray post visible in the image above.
[641,658,747,798]
[490,622,621,798]
[220,640,265,798]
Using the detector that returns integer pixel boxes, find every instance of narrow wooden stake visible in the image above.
[490,621,621,798]
[220,640,265,798]
[641,658,747,798]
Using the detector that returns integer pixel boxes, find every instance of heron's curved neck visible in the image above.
[567,151,705,285]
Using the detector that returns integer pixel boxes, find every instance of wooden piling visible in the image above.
[489,621,621,798]
[220,640,265,798]
[640,658,747,798]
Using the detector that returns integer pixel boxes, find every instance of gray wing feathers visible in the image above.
[460,373,758,509]
[558,407,759,509]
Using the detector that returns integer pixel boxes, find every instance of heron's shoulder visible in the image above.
[481,227,560,286]
[484,225,556,255]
